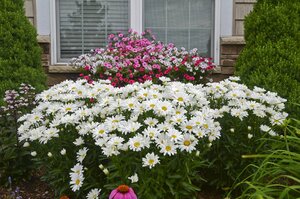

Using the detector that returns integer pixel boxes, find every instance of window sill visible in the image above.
[49,65,80,73]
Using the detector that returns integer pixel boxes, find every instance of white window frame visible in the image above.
[50,0,220,65]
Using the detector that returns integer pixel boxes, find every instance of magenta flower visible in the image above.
[109,185,138,199]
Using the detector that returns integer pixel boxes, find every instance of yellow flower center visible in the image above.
[203,124,209,129]
[148,159,155,164]
[150,104,155,108]
[112,120,119,123]
[66,107,72,111]
[186,125,193,130]
[161,106,168,111]
[176,111,181,114]
[171,135,177,139]
[177,97,184,102]
[183,140,191,146]
[129,103,134,108]
[98,129,105,134]
[134,142,141,148]
[165,146,172,151]
[149,132,154,138]
[78,91,82,95]
[75,179,81,185]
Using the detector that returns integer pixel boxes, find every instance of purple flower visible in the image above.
[109,185,137,199]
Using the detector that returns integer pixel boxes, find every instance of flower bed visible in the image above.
[18,77,287,198]
[70,30,215,86]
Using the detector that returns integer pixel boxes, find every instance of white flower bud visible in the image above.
[103,168,109,175]
[31,151,37,157]
[23,142,30,147]
[230,128,235,133]
[99,164,104,170]
[60,148,66,155]
[247,134,253,139]
[47,152,53,157]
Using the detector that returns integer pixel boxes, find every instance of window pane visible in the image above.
[144,0,166,28]
[167,29,189,49]
[167,0,189,28]
[144,0,213,57]
[190,0,212,28]
[190,29,211,56]
[58,0,129,60]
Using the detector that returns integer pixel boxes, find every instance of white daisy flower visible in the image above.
[128,173,139,183]
[86,188,101,199]
[76,147,88,163]
[179,133,197,153]
[142,152,160,169]
[73,137,85,146]
[159,140,177,156]
[144,117,159,127]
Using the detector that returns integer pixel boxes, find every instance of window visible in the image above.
[144,0,214,57]
[53,0,217,63]
[57,0,129,61]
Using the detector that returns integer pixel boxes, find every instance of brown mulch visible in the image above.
[0,175,55,199]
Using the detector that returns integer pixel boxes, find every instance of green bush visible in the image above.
[0,0,46,104]
[235,0,300,117]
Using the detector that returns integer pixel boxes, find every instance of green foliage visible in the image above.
[202,113,276,191]
[0,0,46,105]
[235,0,300,117]
[0,85,36,185]
[229,119,300,198]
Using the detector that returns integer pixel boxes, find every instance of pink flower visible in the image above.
[109,185,137,199]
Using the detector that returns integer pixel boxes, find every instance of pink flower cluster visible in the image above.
[71,29,215,86]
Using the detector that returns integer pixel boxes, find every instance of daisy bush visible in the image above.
[17,77,287,198]
[70,29,215,86]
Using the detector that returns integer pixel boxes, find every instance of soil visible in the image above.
[0,175,55,199]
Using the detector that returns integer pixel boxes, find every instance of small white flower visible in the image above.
[128,173,139,183]
[230,128,235,133]
[142,152,160,169]
[260,125,271,132]
[77,147,88,163]
[159,140,177,156]
[86,188,101,199]
[247,126,252,130]
[73,137,85,146]
[31,151,37,157]
[60,148,66,155]
[70,173,84,192]
[47,152,53,157]
[247,134,253,139]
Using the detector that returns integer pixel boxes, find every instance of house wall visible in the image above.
[24,0,35,25]
[25,0,256,85]
[218,0,256,79]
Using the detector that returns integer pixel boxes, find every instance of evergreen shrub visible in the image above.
[235,0,300,117]
[0,0,46,104]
